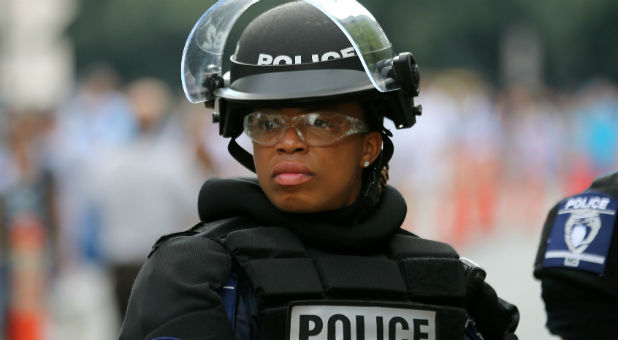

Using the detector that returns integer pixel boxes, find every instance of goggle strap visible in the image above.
[228,138,257,173]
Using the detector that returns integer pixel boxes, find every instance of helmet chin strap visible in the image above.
[378,128,394,167]
[228,128,394,175]
[228,138,256,173]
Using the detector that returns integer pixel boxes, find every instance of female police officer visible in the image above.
[119,1,519,339]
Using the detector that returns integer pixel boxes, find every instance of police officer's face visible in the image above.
[252,102,382,213]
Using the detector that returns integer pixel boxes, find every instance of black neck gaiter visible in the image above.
[197,177,407,253]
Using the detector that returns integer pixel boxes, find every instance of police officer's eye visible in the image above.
[311,118,331,128]
[257,118,279,131]
[307,115,333,129]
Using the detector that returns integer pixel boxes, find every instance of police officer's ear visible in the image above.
[360,131,382,168]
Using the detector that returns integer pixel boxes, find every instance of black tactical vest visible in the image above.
[192,217,468,340]
[124,178,518,340]
[175,178,519,339]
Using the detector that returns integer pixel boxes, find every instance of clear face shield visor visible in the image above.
[181,0,403,104]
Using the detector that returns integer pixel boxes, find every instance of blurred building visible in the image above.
[0,0,75,111]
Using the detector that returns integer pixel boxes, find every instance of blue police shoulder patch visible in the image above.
[542,191,617,274]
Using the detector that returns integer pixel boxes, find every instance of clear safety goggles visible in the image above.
[243,111,370,146]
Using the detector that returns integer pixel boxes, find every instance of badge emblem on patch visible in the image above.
[543,191,617,274]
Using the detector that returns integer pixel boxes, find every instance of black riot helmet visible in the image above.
[182,0,422,172]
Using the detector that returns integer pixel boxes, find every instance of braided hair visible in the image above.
[359,98,393,210]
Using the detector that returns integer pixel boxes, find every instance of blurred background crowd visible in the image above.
[0,0,616,339]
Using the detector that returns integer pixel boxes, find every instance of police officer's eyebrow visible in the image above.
[299,102,359,113]
[299,104,329,112]
[257,104,333,113]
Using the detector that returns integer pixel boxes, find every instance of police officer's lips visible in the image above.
[272,161,315,186]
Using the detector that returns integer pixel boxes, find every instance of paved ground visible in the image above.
[460,228,560,340]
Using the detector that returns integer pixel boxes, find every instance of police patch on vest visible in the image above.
[287,301,437,340]
[543,192,617,274]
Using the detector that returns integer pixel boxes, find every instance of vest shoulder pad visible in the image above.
[148,216,258,258]
[387,232,460,260]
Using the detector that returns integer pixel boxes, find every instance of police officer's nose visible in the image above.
[276,127,308,153]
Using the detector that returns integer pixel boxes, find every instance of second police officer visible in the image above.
[120,1,520,339]
[534,171,617,339]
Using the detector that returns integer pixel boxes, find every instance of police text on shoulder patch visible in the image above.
[543,191,617,274]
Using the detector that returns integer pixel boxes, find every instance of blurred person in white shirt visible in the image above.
[88,78,203,322]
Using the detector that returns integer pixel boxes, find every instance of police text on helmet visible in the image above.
[257,47,356,65]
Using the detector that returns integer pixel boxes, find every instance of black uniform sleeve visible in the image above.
[463,263,519,340]
[467,282,519,339]
[119,235,235,340]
